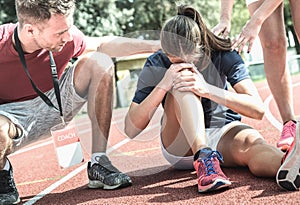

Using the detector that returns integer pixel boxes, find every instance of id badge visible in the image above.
[51,121,84,168]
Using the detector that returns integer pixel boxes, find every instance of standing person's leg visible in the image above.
[161,90,231,192]
[248,2,296,151]
[73,51,131,189]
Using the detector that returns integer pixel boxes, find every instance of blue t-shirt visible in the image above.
[132,50,250,128]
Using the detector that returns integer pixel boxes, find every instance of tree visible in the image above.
[3,0,296,54]
[283,0,300,54]
[111,0,249,40]
[74,0,125,36]
[0,0,250,38]
[230,0,250,36]
[0,0,17,24]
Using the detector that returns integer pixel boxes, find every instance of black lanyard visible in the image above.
[13,27,64,121]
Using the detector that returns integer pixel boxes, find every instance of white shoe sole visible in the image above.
[276,122,300,191]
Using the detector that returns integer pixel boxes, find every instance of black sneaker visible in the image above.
[87,155,132,190]
[0,159,20,205]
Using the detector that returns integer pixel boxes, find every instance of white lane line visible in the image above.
[264,80,300,130]
[21,111,162,204]
[264,95,282,131]
[23,137,130,205]
[107,138,131,153]
[12,117,160,156]
[12,106,163,157]
[23,163,87,205]
[11,140,53,156]
[11,126,94,156]
[11,117,120,157]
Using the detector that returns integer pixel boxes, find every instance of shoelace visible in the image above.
[202,151,224,176]
[94,156,120,173]
[91,164,114,178]
[281,123,296,139]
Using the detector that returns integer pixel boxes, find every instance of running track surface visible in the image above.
[9,75,300,205]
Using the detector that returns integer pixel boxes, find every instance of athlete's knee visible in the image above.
[171,88,199,101]
[227,128,264,165]
[240,133,265,152]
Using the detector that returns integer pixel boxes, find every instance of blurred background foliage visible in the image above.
[0,0,298,51]
[72,0,250,38]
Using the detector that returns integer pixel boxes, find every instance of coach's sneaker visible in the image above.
[277,120,296,151]
[276,121,300,191]
[87,155,132,190]
[193,148,231,193]
[0,159,20,205]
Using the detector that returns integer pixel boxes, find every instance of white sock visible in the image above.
[91,152,106,165]
[2,159,10,171]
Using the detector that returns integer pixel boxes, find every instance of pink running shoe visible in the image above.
[193,148,231,193]
[277,120,296,151]
[276,121,300,191]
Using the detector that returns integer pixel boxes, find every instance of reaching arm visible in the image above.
[173,67,265,120]
[212,0,234,38]
[83,36,160,57]
[232,0,283,53]
[246,0,283,27]
[206,79,265,119]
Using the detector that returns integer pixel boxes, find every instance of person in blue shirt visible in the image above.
[124,5,300,193]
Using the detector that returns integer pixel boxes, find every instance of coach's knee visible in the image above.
[0,116,18,140]
[82,51,114,75]
[0,116,16,166]
[260,35,286,53]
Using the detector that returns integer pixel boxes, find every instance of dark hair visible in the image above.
[15,0,76,28]
[161,5,231,62]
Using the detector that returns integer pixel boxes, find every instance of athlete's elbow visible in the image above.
[124,125,136,139]
[124,115,140,139]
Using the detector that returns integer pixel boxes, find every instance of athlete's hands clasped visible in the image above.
[173,64,209,98]
[158,63,209,97]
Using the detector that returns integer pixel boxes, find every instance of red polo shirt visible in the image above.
[0,23,86,104]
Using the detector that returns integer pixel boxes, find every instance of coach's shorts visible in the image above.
[160,121,247,170]
[246,0,260,6]
[0,64,87,150]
